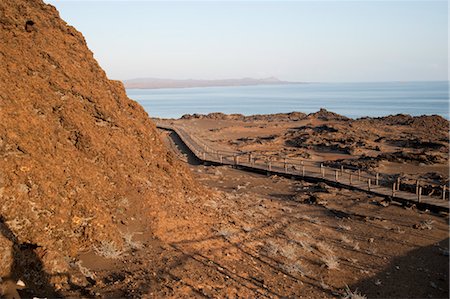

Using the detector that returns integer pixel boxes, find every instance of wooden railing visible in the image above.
[157,123,449,210]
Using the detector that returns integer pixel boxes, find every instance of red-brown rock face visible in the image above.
[0,0,199,290]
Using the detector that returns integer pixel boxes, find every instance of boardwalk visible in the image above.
[157,123,449,213]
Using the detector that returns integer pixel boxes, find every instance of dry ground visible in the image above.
[177,161,449,298]
[160,113,449,186]
[67,128,449,298]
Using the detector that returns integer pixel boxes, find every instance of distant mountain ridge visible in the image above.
[123,77,298,89]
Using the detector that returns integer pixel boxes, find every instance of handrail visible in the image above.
[157,123,449,203]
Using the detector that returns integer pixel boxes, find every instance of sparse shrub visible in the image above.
[340,235,352,244]
[420,219,434,230]
[339,235,360,251]
[315,242,334,255]
[76,261,95,279]
[394,226,405,234]
[342,286,367,299]
[281,261,308,277]
[280,244,297,260]
[337,223,351,231]
[6,217,31,233]
[121,232,143,250]
[282,206,293,213]
[265,240,281,256]
[217,228,234,241]
[94,240,124,259]
[118,197,129,207]
[320,278,331,290]
[365,247,377,255]
[321,253,339,270]
[286,228,310,241]
[298,240,313,252]
[203,200,218,209]
[300,215,321,224]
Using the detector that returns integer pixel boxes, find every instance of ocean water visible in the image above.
[126,81,449,119]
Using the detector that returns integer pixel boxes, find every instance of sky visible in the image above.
[46,0,448,82]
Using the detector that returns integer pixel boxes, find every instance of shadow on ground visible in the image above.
[0,215,61,298]
[167,131,203,165]
[349,237,449,298]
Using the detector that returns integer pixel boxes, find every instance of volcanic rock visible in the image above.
[0,0,201,292]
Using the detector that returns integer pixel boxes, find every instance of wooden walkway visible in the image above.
[157,123,449,213]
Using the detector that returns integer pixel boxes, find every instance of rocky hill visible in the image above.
[179,109,346,122]
[0,0,202,295]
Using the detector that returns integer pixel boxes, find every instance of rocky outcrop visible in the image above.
[180,111,307,122]
[0,0,200,292]
[307,108,350,121]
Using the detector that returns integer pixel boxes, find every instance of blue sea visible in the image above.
[126,81,449,119]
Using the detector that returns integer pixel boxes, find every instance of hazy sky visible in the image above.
[47,0,448,82]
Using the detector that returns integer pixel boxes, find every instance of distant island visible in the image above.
[123,77,298,89]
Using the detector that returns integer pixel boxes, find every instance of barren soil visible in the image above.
[160,111,449,191]
[1,0,448,297]
[138,113,449,298]
[56,132,449,298]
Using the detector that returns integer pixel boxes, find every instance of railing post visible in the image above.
[415,180,419,195]
[163,128,447,203]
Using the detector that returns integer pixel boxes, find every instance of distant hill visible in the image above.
[123,77,298,89]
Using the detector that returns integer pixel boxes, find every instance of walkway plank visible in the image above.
[157,123,449,213]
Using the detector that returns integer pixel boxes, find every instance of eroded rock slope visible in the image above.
[0,0,200,291]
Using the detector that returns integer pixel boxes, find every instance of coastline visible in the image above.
[157,109,449,181]
[127,81,449,120]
